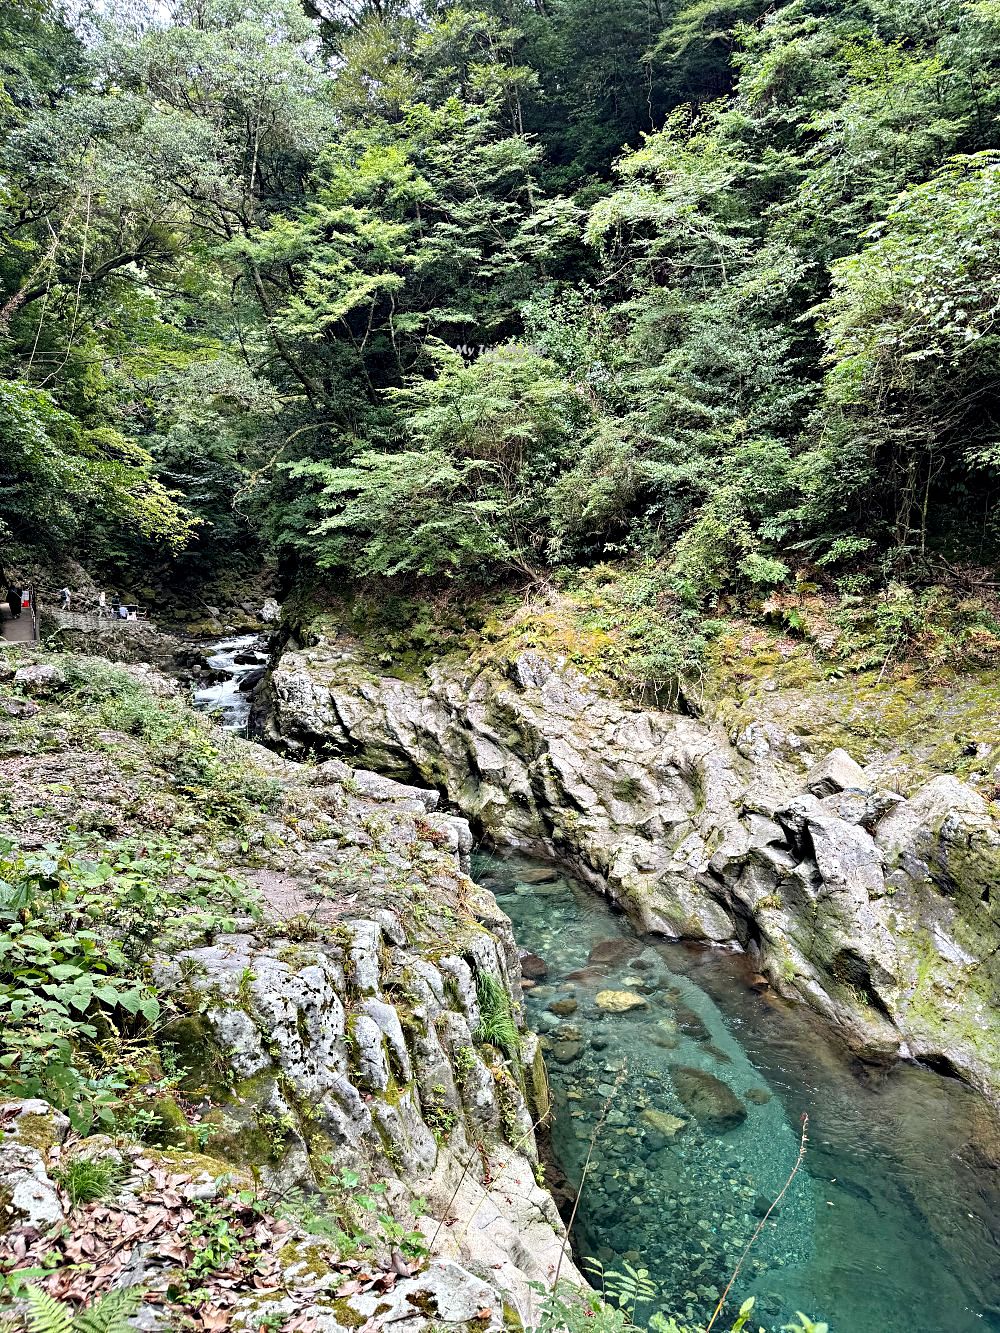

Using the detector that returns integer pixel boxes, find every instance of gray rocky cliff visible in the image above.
[267,644,1000,1106]
[0,739,576,1330]
[149,753,573,1324]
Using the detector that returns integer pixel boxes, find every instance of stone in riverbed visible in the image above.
[520,952,548,980]
[671,1066,747,1133]
[745,1087,772,1105]
[566,966,607,984]
[675,1006,711,1041]
[641,1109,687,1138]
[552,1041,583,1064]
[515,866,560,884]
[588,939,642,967]
[595,990,648,1014]
[650,1032,679,1050]
[548,996,578,1017]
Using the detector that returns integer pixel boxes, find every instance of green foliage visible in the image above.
[274,1164,429,1260]
[23,1285,142,1333]
[292,345,587,578]
[187,1199,253,1279]
[814,154,1000,553]
[61,656,280,823]
[528,1277,778,1333]
[3,0,1000,599]
[831,583,1000,676]
[475,971,521,1059]
[0,834,253,1130]
[0,381,193,552]
[55,1155,125,1207]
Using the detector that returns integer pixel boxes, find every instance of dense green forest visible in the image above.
[2,0,1000,604]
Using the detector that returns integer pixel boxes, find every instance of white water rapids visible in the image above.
[191,634,266,732]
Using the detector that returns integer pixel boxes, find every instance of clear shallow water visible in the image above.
[474,850,1000,1333]
[191,634,265,733]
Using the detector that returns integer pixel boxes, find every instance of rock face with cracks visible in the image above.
[269,644,1000,1104]
[0,656,578,1327]
[144,756,574,1324]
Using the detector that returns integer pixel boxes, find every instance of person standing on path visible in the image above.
[6,583,21,619]
[97,590,108,618]
[59,587,72,611]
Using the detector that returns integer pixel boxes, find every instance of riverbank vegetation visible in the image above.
[2,0,999,615]
[0,648,821,1332]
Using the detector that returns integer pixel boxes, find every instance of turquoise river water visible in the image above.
[474,850,1000,1333]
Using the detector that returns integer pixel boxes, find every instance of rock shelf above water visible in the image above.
[268,642,1000,1105]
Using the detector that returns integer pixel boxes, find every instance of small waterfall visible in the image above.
[191,634,266,733]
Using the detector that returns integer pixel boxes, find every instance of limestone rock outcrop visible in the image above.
[147,757,573,1322]
[0,1106,550,1332]
[0,1100,69,1230]
[268,644,1000,1104]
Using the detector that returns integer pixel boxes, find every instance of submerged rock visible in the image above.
[552,1041,583,1064]
[675,1006,711,1042]
[521,952,549,980]
[641,1109,687,1138]
[670,1067,747,1133]
[565,966,607,984]
[595,990,649,1014]
[516,866,561,884]
[588,939,642,966]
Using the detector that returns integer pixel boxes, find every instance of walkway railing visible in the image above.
[0,598,38,644]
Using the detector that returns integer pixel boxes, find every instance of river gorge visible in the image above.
[191,629,1000,1332]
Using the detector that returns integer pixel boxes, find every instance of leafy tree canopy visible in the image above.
[2,0,1000,598]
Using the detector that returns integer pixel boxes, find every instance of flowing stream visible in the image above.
[190,634,266,733]
[475,850,1000,1333]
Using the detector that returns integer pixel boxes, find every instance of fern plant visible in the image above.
[23,1284,143,1333]
[475,972,521,1059]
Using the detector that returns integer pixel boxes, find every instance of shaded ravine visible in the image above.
[475,849,1000,1333]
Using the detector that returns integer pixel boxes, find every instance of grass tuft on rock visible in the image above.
[475,972,521,1060]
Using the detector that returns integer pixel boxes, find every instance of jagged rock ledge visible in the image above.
[0,651,578,1328]
[152,751,575,1326]
[267,643,1000,1107]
